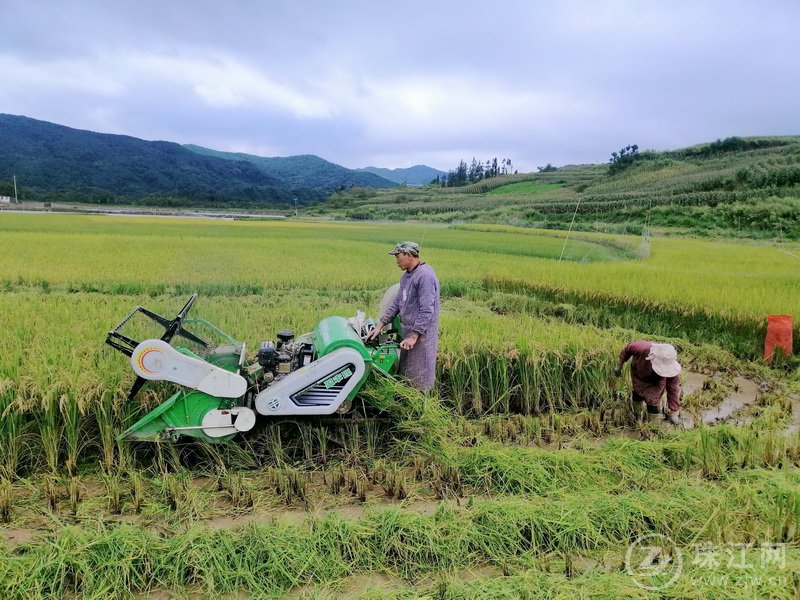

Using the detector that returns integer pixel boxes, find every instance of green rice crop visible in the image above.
[0,289,641,474]
[1,481,797,599]
[1,214,798,319]
[0,213,793,474]
[0,212,798,598]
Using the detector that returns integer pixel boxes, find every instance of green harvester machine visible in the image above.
[105,291,401,443]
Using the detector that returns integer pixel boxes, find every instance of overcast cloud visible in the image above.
[1,0,798,172]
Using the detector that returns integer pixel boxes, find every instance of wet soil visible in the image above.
[204,497,448,532]
[0,527,37,548]
[679,370,761,429]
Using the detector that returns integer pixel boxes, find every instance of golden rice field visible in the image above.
[0,214,797,316]
[0,212,798,599]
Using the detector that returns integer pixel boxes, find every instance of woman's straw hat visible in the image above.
[646,343,681,377]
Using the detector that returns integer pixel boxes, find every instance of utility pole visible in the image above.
[13,174,18,204]
[294,197,297,217]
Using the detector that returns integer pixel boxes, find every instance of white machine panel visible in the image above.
[202,407,257,438]
[131,339,247,398]
[254,347,367,416]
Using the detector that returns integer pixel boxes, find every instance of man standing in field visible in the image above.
[614,341,682,425]
[367,241,440,392]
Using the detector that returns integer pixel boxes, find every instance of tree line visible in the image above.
[432,157,516,187]
[608,144,640,175]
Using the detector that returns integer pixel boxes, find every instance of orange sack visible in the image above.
[764,315,793,361]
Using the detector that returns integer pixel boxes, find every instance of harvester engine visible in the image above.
[257,333,302,377]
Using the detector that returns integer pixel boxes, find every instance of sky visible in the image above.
[1,0,799,173]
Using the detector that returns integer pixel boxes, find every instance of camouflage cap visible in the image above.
[388,241,420,256]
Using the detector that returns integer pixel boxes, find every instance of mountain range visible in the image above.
[356,165,444,186]
[0,114,444,207]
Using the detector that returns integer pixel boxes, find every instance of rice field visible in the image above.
[0,212,798,599]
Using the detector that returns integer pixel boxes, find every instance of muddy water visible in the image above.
[681,370,707,398]
[679,371,760,429]
[701,376,760,424]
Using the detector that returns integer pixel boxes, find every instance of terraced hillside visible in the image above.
[312,136,800,239]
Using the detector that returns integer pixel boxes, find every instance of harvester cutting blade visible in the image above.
[116,389,244,444]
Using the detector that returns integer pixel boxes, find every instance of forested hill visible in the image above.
[183,145,395,192]
[0,114,396,207]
